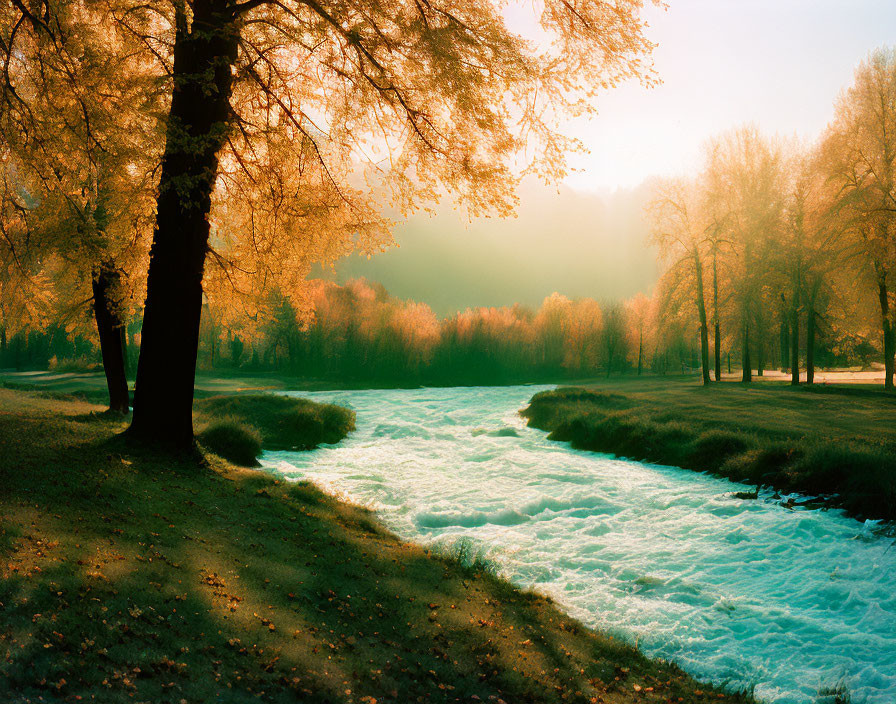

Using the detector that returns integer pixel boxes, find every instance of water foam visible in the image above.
[262,385,896,703]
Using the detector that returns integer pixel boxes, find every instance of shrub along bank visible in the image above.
[522,384,896,521]
[194,393,356,465]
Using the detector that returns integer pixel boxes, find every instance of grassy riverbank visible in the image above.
[522,378,896,521]
[0,388,752,704]
[195,394,357,464]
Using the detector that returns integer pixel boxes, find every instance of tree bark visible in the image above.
[878,277,895,390]
[712,250,721,382]
[806,305,816,385]
[121,326,129,378]
[741,318,751,383]
[693,247,711,385]
[806,277,823,385]
[129,2,238,448]
[637,331,643,376]
[790,270,800,385]
[790,295,800,387]
[779,318,787,372]
[755,310,765,377]
[92,263,130,414]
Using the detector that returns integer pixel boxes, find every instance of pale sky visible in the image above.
[337,1,896,313]
[559,0,896,191]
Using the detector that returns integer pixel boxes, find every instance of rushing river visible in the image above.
[261,385,896,704]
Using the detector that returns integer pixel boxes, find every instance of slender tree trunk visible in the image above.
[121,326,129,378]
[806,306,816,385]
[790,290,800,387]
[806,277,822,385]
[756,311,765,377]
[878,278,895,390]
[713,250,721,382]
[14,333,23,369]
[693,248,711,385]
[779,315,788,372]
[129,3,238,447]
[209,322,217,368]
[637,330,643,376]
[92,263,130,414]
[741,319,751,383]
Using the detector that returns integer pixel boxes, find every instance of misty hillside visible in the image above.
[329,179,657,316]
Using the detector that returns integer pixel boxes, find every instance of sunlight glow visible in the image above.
[559,0,896,191]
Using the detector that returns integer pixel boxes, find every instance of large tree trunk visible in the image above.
[129,3,238,448]
[92,263,130,414]
[694,247,711,385]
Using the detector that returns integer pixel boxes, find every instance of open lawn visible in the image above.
[0,388,752,704]
[522,377,896,521]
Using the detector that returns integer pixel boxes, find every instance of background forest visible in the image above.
[1,22,894,390]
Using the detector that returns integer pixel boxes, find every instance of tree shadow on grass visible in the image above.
[1,410,751,704]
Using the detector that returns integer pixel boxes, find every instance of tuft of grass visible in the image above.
[434,536,500,576]
[688,430,751,471]
[194,393,355,451]
[523,381,896,521]
[197,418,263,466]
[816,681,852,704]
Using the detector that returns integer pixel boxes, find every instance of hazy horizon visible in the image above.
[328,179,657,317]
[330,1,895,315]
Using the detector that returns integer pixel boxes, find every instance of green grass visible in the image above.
[197,418,264,466]
[522,378,896,521]
[194,393,356,454]
[0,387,754,704]
[815,682,851,704]
[432,537,500,577]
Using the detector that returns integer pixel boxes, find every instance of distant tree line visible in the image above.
[649,47,896,387]
[186,278,851,385]
[2,264,862,387]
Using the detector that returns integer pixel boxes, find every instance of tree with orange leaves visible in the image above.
[648,177,712,384]
[822,47,896,388]
[3,0,661,446]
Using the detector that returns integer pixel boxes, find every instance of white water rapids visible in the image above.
[261,385,896,704]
